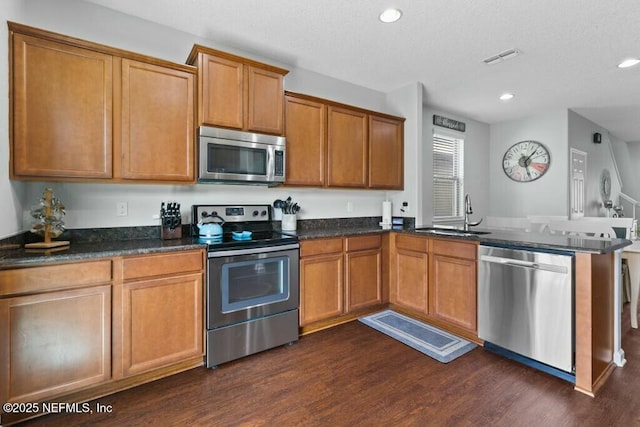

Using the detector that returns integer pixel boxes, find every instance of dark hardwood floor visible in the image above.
[22,304,640,426]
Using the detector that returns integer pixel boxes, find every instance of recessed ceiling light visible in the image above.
[618,58,640,69]
[499,93,514,101]
[379,8,402,23]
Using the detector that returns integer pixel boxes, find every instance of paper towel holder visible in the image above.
[380,200,392,227]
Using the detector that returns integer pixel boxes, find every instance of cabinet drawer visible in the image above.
[431,239,477,260]
[346,234,381,252]
[300,238,343,257]
[396,234,428,253]
[123,250,204,280]
[0,260,112,297]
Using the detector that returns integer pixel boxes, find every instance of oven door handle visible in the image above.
[207,243,300,258]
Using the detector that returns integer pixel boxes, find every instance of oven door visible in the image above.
[207,244,299,329]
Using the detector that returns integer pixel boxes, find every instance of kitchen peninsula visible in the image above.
[288,223,631,397]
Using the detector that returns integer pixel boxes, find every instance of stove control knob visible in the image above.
[211,211,218,217]
[261,210,268,217]
[253,210,259,217]
[201,211,208,218]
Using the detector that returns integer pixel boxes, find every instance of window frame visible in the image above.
[432,130,465,222]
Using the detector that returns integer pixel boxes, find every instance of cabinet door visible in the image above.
[247,66,284,134]
[116,273,203,377]
[284,95,326,186]
[11,33,113,179]
[0,286,111,404]
[300,254,344,325]
[346,249,382,312]
[327,106,368,187]
[394,249,429,314]
[120,59,195,182]
[429,255,477,332]
[369,115,403,189]
[200,54,244,129]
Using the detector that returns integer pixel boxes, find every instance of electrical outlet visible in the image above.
[401,201,409,212]
[117,202,128,217]
[347,201,354,213]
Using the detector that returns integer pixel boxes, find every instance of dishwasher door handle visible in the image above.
[479,254,569,274]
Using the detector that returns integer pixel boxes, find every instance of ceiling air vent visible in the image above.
[483,48,520,65]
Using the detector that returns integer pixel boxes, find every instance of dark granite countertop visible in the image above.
[0,219,631,269]
[0,237,206,268]
[281,226,390,240]
[476,228,631,254]
[287,225,631,254]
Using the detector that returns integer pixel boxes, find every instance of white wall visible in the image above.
[422,106,491,226]
[0,0,26,239]
[568,110,622,217]
[386,83,423,222]
[613,139,640,201]
[10,0,420,230]
[489,110,569,217]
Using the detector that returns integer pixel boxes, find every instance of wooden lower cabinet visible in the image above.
[114,250,204,378]
[345,235,382,312]
[428,239,478,333]
[390,233,478,338]
[394,248,428,313]
[300,239,344,326]
[0,260,113,406]
[0,249,205,423]
[429,254,477,331]
[117,273,203,377]
[0,286,111,404]
[300,235,383,330]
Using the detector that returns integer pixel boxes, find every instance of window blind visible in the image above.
[433,134,464,219]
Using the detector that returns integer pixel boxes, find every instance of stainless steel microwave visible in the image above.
[198,126,286,185]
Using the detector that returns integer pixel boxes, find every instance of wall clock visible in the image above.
[600,169,612,201]
[502,140,551,182]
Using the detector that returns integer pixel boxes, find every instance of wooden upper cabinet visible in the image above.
[246,65,285,134]
[369,114,404,189]
[11,32,113,179]
[120,59,195,181]
[327,106,368,188]
[199,54,244,129]
[9,23,197,184]
[284,91,405,190]
[284,95,326,186]
[187,45,288,135]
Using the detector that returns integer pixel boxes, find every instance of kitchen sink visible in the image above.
[413,227,491,237]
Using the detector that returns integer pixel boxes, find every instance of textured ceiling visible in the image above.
[83,0,640,142]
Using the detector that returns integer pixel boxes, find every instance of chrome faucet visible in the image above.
[463,193,483,231]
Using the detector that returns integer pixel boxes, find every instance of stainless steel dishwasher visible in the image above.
[478,245,574,375]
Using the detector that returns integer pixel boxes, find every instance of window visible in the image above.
[433,133,464,220]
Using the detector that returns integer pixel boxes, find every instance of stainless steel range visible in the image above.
[192,204,300,368]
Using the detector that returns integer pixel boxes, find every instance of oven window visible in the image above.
[221,256,289,313]
[208,143,267,176]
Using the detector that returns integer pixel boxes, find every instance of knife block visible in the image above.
[161,224,182,240]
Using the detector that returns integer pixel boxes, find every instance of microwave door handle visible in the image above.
[266,146,275,181]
